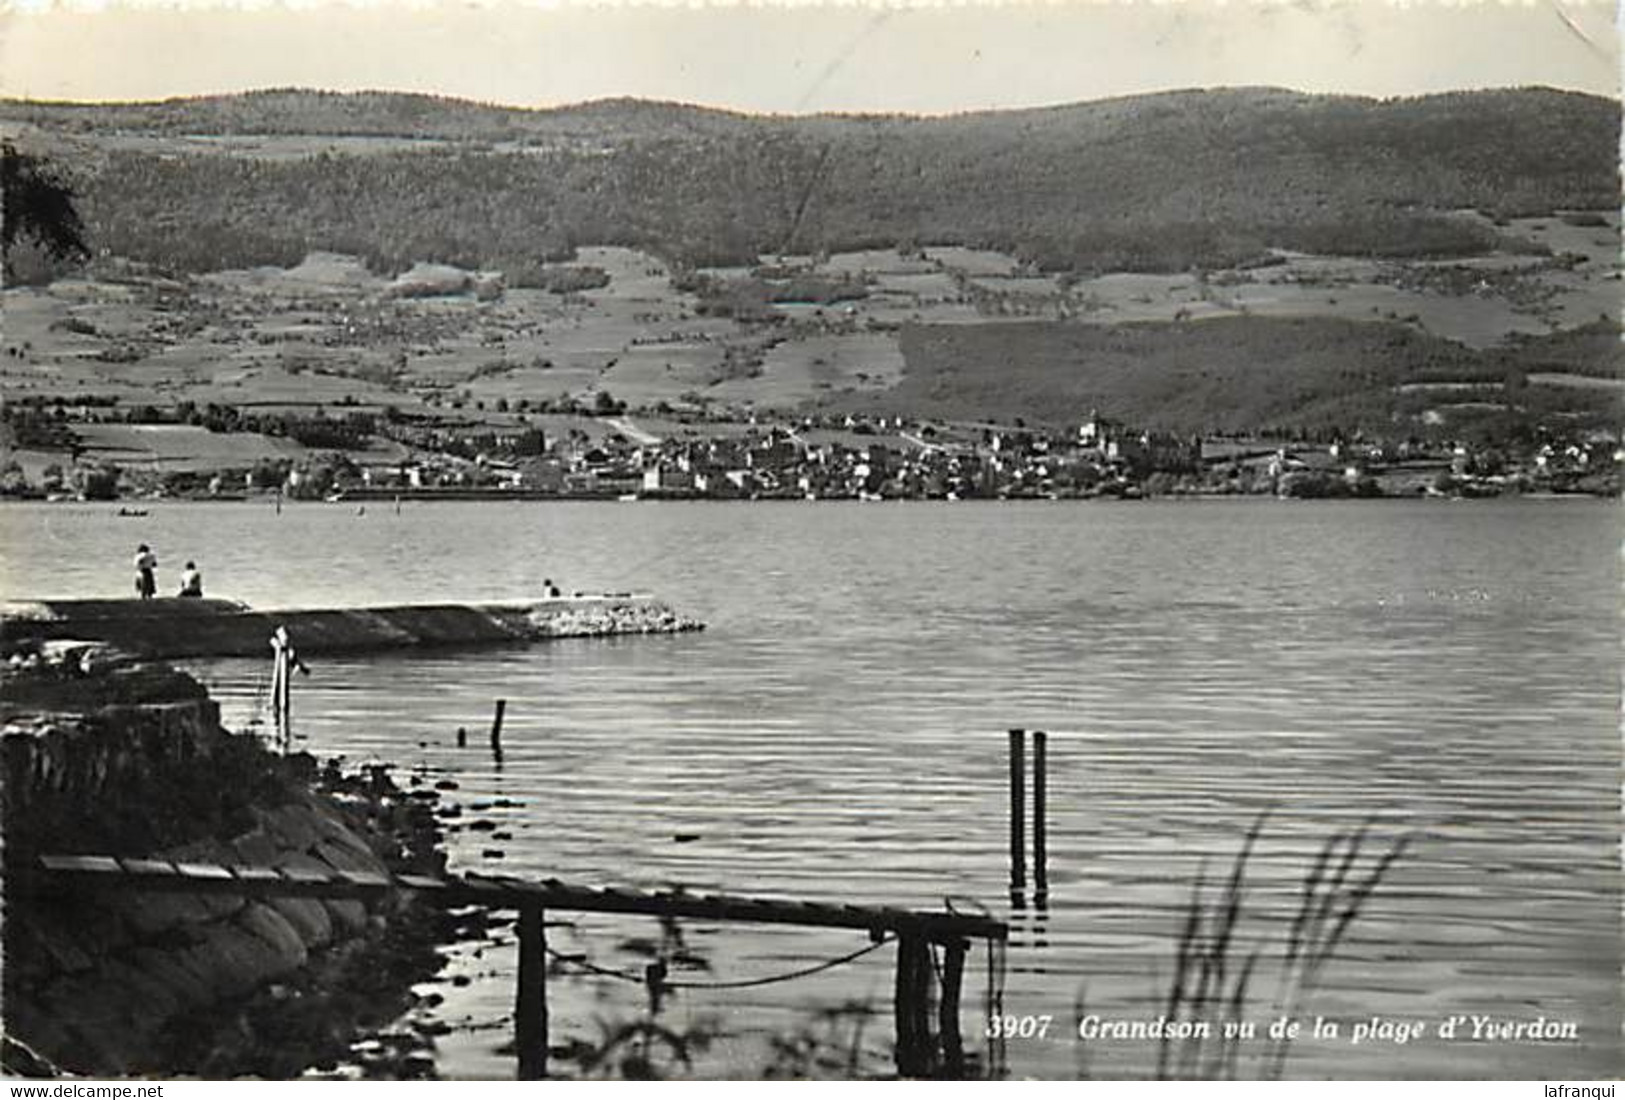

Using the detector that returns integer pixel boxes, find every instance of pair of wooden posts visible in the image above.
[456,699,507,763]
[1008,728,1048,903]
[509,913,973,1080]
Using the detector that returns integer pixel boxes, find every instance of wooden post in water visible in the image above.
[278,647,292,751]
[515,901,548,1079]
[1008,729,1026,895]
[269,629,291,753]
[892,935,935,1078]
[1033,730,1048,900]
[892,939,915,1076]
[268,635,283,751]
[939,938,968,1078]
[490,699,507,763]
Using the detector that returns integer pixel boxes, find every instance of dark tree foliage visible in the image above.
[1,142,90,273]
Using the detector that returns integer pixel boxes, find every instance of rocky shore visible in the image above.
[0,589,710,1077]
[0,643,454,1078]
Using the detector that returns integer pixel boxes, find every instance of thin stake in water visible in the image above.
[490,698,507,764]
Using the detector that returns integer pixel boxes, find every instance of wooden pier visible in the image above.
[14,853,1008,1080]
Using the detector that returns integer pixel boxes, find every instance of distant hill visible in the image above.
[3,86,1618,277]
[0,89,754,142]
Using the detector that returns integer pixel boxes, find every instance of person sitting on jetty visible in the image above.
[133,544,157,600]
[177,561,204,598]
[544,578,562,598]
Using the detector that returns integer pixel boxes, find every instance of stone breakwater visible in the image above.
[0,595,705,660]
[1,647,448,1078]
[523,601,700,638]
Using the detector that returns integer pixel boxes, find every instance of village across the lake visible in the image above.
[3,395,1621,504]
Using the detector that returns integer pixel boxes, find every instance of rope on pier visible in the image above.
[546,934,896,990]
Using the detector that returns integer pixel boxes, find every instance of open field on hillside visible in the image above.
[71,424,332,472]
[3,212,1619,437]
[844,314,1624,437]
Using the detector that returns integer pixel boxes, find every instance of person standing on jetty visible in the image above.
[177,561,204,598]
[132,544,157,600]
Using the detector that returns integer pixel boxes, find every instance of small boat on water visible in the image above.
[116,507,148,517]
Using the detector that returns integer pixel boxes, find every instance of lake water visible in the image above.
[3,498,1620,1079]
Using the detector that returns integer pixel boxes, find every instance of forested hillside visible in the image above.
[4,86,1616,277]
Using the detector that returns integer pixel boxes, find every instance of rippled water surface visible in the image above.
[4,499,1620,1079]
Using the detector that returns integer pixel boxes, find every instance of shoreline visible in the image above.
[0,488,1618,505]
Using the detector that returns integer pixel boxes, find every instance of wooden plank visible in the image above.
[25,855,1007,942]
[229,866,284,884]
[278,866,333,885]
[39,855,121,875]
[507,884,1005,940]
[337,870,393,890]
[118,858,180,877]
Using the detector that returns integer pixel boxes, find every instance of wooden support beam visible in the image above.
[269,638,286,752]
[1033,729,1048,900]
[939,938,968,1079]
[18,856,1008,942]
[1009,728,1026,894]
[279,647,292,750]
[515,901,548,1080]
[893,936,917,1077]
[893,935,935,1078]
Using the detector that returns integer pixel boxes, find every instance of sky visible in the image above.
[0,0,1618,115]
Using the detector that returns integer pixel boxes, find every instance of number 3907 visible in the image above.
[984,1014,1053,1039]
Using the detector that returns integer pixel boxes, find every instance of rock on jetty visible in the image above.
[0,595,705,661]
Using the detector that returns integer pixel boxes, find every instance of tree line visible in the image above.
[6,87,1615,280]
